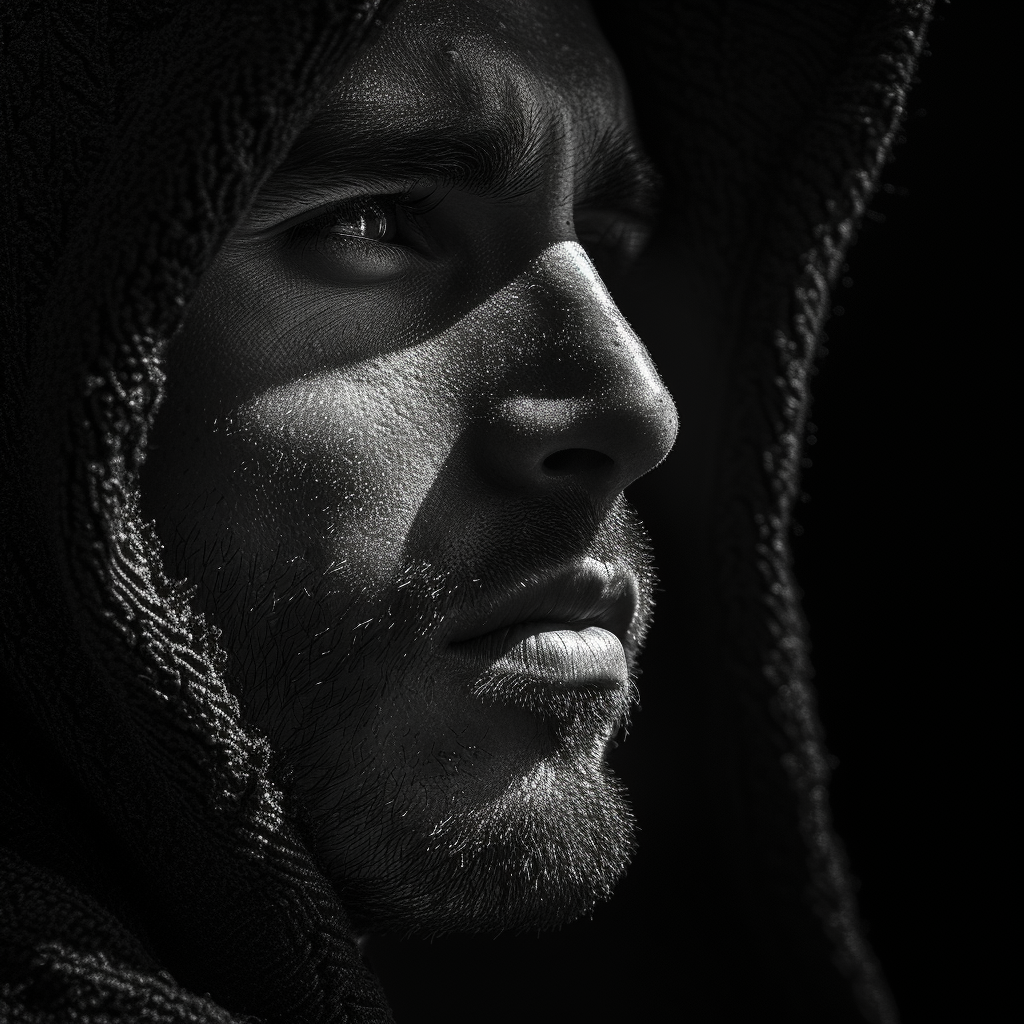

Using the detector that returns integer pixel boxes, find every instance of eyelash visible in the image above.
[287,188,445,249]
[284,188,650,272]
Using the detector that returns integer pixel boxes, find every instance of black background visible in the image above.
[367,5,1015,1020]
[790,4,1015,1020]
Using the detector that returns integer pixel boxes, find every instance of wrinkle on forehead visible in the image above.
[326,0,631,141]
[251,0,655,247]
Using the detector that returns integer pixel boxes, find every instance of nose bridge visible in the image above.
[505,243,664,401]
[480,241,678,496]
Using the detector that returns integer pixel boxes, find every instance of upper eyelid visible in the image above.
[574,181,660,221]
[239,179,431,238]
[302,195,653,233]
[575,202,655,223]
[241,182,656,254]
[247,157,658,232]
[299,190,445,239]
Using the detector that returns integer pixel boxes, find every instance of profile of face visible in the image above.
[141,0,677,937]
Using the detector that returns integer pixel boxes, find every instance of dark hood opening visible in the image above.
[1,2,933,1021]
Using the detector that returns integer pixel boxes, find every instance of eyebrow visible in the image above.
[253,98,662,222]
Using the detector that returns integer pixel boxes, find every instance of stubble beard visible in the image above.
[172,494,653,939]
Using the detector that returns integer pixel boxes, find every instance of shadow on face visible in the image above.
[139,0,697,939]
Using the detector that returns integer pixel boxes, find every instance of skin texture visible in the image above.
[141,0,678,937]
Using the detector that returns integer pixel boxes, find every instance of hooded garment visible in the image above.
[0,1,932,1021]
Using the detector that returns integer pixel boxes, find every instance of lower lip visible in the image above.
[450,623,628,690]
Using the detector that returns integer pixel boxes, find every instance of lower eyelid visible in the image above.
[291,227,430,281]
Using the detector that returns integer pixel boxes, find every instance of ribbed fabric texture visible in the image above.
[0,1,930,1020]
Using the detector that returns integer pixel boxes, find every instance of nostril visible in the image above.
[542,448,614,477]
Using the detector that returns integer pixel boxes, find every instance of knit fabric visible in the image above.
[0,1,931,1020]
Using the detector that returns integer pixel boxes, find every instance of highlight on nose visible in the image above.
[478,242,679,500]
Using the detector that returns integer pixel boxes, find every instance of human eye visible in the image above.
[574,208,652,276]
[291,196,401,244]
[273,185,444,281]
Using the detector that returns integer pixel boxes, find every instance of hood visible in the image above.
[0,1,930,1021]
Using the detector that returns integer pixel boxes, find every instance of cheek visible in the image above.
[220,375,449,579]
[150,249,480,588]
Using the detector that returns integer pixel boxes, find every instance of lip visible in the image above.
[447,558,638,690]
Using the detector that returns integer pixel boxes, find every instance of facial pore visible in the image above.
[140,0,678,937]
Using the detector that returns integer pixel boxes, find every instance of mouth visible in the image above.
[446,558,638,692]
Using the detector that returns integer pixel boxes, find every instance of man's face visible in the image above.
[141,0,677,936]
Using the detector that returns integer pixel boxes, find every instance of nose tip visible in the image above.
[488,389,677,497]
[479,242,678,500]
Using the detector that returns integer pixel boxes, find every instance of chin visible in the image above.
[193,506,650,937]
[320,743,637,939]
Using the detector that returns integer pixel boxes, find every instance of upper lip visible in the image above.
[447,557,638,647]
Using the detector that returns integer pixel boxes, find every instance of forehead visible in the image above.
[326,0,631,148]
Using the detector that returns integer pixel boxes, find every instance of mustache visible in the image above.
[318,491,657,652]
[170,488,657,737]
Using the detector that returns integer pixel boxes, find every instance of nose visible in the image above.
[477,242,678,500]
